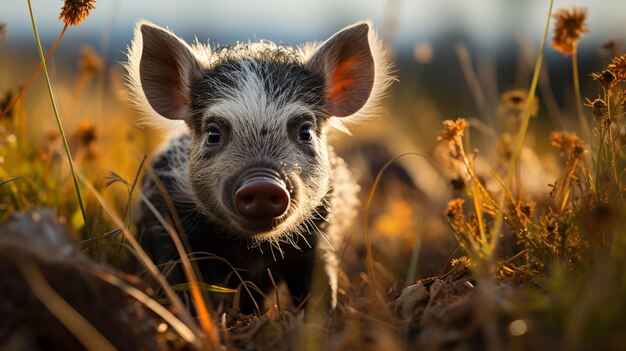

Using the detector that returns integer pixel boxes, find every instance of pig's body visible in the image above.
[126,20,390,313]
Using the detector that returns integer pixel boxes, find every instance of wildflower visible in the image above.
[551,7,588,56]
[445,198,466,233]
[59,0,96,26]
[450,256,472,269]
[79,46,103,74]
[75,120,97,147]
[591,69,616,93]
[607,54,626,82]
[437,118,467,146]
[550,131,587,162]
[588,98,609,124]
[600,40,618,57]
[500,89,539,116]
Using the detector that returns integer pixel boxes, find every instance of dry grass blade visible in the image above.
[363,152,432,308]
[172,282,237,294]
[88,267,197,344]
[76,171,207,350]
[13,257,116,351]
[138,191,221,348]
[0,176,23,186]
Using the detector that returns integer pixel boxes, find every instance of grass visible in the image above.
[2,1,626,350]
[26,0,88,232]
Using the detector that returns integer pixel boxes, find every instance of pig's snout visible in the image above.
[234,169,290,220]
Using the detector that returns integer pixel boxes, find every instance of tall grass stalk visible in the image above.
[364,152,428,295]
[572,52,590,138]
[491,0,554,257]
[27,0,88,232]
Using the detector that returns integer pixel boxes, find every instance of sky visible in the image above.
[2,0,626,62]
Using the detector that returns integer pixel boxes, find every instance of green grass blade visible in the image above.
[491,0,554,254]
[27,0,88,233]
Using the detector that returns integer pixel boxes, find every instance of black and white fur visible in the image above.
[125,20,391,312]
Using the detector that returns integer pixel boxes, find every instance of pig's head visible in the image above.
[126,21,390,243]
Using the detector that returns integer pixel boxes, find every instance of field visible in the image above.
[2,1,626,350]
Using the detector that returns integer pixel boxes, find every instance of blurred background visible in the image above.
[3,0,626,143]
[2,0,626,281]
[3,0,626,134]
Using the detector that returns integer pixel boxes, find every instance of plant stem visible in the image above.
[491,0,554,254]
[0,24,68,118]
[572,52,590,139]
[27,0,88,232]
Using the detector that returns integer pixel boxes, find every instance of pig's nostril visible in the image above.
[234,177,290,220]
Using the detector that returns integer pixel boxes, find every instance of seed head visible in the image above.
[551,7,588,56]
[79,46,103,74]
[437,118,468,146]
[0,23,5,41]
[501,89,539,116]
[588,98,608,124]
[550,131,587,162]
[75,120,98,147]
[601,40,618,57]
[591,69,616,93]
[607,54,626,82]
[445,198,466,233]
[59,0,96,26]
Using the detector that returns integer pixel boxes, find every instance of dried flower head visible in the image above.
[591,69,616,93]
[0,23,5,40]
[450,256,472,269]
[75,120,98,147]
[500,89,539,116]
[587,98,608,124]
[437,118,468,146]
[59,0,96,26]
[79,46,103,74]
[551,7,588,56]
[550,131,588,162]
[601,40,618,57]
[445,198,466,233]
[608,54,626,82]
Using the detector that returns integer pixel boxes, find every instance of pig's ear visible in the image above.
[306,22,376,118]
[126,21,202,121]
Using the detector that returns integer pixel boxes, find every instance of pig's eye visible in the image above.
[206,125,221,145]
[298,125,313,143]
